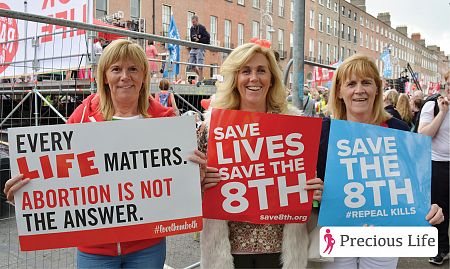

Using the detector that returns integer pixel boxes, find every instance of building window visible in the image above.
[278,0,285,16]
[360,16,363,26]
[238,0,245,5]
[347,9,351,18]
[266,0,273,13]
[354,12,357,21]
[326,17,330,34]
[224,19,232,48]
[334,2,338,12]
[252,20,260,37]
[365,33,369,48]
[318,13,323,32]
[266,25,272,42]
[309,9,315,28]
[187,11,195,40]
[326,0,331,8]
[290,32,293,48]
[341,6,345,16]
[376,38,379,51]
[162,5,171,36]
[95,0,107,18]
[376,24,379,33]
[333,20,337,36]
[210,16,218,45]
[318,41,322,62]
[318,0,324,5]
[341,46,345,59]
[325,43,330,64]
[290,0,294,21]
[333,45,337,62]
[309,38,314,58]
[238,23,244,46]
[347,26,350,41]
[353,28,356,43]
[370,36,374,50]
[130,0,140,20]
[340,23,344,39]
[278,28,284,58]
[359,31,363,46]
[253,0,260,8]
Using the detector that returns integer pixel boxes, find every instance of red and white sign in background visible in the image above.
[0,0,92,77]
[8,117,202,251]
[203,109,322,224]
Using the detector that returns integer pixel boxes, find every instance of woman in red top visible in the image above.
[146,41,159,77]
[4,39,175,268]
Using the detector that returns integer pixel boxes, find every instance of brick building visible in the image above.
[95,0,448,91]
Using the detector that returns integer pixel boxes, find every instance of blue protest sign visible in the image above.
[318,120,432,226]
[380,50,392,78]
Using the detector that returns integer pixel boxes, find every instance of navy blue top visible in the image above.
[316,117,410,181]
[190,24,210,44]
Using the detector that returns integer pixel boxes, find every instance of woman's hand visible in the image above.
[3,174,30,204]
[304,177,324,202]
[187,150,221,191]
[426,204,444,225]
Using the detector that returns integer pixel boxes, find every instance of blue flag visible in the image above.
[164,15,180,78]
[318,120,432,226]
[380,50,392,78]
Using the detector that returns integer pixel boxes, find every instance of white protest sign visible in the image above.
[8,116,202,250]
[0,0,92,77]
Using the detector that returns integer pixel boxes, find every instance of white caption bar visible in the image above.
[319,227,437,257]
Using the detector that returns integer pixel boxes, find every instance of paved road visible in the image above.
[0,203,447,268]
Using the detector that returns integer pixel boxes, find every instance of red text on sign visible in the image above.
[17,150,99,180]
[41,5,87,43]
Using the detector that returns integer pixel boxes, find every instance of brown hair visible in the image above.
[159,79,170,91]
[329,54,390,124]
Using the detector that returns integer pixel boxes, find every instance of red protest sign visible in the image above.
[202,109,322,224]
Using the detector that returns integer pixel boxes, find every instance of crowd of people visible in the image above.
[3,38,449,269]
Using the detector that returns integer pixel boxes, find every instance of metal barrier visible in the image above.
[0,7,230,269]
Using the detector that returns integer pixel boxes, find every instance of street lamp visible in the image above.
[260,6,275,40]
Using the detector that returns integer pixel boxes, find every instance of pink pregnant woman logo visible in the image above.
[323,228,336,254]
[0,3,19,73]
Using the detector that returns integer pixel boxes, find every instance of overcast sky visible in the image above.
[363,0,450,55]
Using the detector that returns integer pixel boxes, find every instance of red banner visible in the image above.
[202,109,322,224]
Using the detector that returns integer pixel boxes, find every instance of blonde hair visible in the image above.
[96,39,149,120]
[396,93,413,124]
[211,43,288,114]
[384,89,399,107]
[329,54,390,124]
[445,70,450,81]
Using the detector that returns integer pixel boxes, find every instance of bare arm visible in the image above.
[418,97,449,137]
[170,93,180,116]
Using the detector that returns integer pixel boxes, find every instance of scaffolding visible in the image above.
[0,4,231,268]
